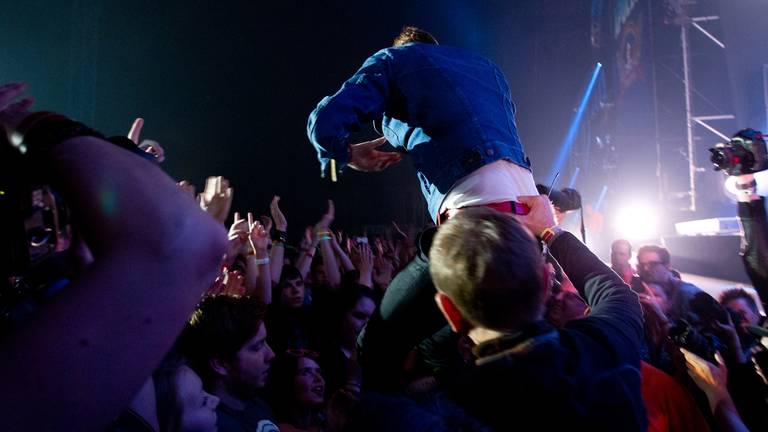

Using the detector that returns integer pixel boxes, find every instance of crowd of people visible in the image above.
[2,26,767,431]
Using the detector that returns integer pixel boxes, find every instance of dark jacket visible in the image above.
[738,197,768,308]
[447,232,647,431]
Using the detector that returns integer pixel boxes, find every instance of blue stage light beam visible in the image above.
[594,184,609,212]
[568,166,580,189]
[547,63,603,185]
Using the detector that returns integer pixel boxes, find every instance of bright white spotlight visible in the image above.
[614,203,658,241]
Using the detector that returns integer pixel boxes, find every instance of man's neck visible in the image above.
[209,380,246,411]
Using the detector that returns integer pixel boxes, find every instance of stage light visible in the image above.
[613,202,658,241]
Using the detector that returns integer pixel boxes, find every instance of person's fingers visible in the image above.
[247,212,254,227]
[3,97,34,116]
[233,212,242,222]
[0,82,28,109]
[327,199,335,217]
[127,118,144,143]
[358,136,388,150]
[714,351,725,367]
[204,177,216,200]
[517,194,547,208]
[215,176,223,194]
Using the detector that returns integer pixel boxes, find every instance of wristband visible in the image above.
[272,229,288,243]
[539,227,562,244]
[248,255,270,265]
[318,235,333,241]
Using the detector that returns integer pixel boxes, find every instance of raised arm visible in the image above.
[0,84,226,430]
[517,195,644,362]
[315,200,342,288]
[269,196,287,284]
[307,49,396,176]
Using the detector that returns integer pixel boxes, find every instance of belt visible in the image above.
[437,201,530,225]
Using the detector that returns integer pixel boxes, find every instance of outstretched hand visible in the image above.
[270,196,287,231]
[348,136,402,172]
[127,117,166,162]
[315,199,335,232]
[198,176,233,224]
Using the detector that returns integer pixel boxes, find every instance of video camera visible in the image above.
[709,128,767,176]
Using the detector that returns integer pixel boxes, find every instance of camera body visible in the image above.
[709,128,767,176]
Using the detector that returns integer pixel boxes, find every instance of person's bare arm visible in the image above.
[0,91,226,429]
[269,196,287,284]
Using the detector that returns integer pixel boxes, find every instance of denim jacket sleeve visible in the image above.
[307,49,393,177]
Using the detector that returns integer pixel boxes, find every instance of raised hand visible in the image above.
[355,243,374,288]
[247,212,269,256]
[259,215,273,234]
[299,226,314,252]
[224,212,249,265]
[348,136,402,172]
[314,199,335,232]
[373,255,395,289]
[198,176,233,224]
[270,196,287,231]
[127,117,166,162]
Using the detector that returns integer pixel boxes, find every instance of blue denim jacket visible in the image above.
[307,43,531,220]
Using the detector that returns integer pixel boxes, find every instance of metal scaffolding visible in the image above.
[669,3,734,211]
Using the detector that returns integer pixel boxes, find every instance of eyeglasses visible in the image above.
[638,261,664,270]
[285,348,319,359]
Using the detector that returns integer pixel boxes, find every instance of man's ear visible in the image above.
[210,358,229,377]
[435,292,469,333]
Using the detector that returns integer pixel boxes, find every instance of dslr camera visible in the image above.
[709,128,767,176]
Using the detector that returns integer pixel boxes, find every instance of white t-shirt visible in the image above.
[439,160,539,213]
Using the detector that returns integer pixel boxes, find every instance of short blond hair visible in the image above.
[429,208,546,331]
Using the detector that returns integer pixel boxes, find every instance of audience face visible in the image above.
[341,296,376,347]
[281,277,306,308]
[175,365,220,432]
[637,250,671,285]
[610,243,631,269]
[310,264,328,286]
[293,357,325,407]
[546,277,588,328]
[224,322,275,393]
[724,298,761,334]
